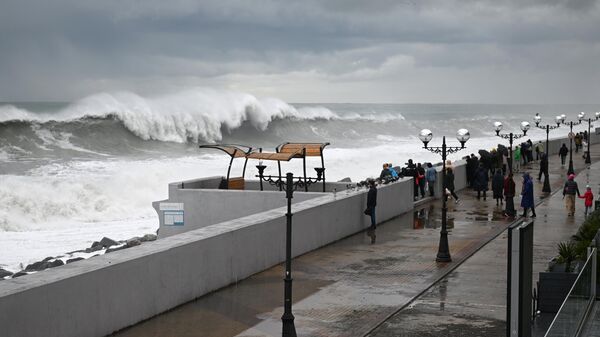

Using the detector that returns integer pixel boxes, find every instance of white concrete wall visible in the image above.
[0,177,413,337]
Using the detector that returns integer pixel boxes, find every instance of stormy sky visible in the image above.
[1,0,600,103]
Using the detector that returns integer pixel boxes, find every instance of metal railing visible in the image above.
[544,247,597,337]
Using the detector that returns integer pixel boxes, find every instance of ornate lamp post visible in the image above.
[493,120,530,175]
[419,128,470,263]
[254,170,324,337]
[584,112,600,165]
[534,114,562,192]
[560,113,584,175]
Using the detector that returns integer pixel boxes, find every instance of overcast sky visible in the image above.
[1,0,600,103]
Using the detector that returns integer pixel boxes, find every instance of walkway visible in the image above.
[114,148,599,337]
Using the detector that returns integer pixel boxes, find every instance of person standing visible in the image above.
[526,139,534,163]
[503,173,516,217]
[468,154,478,188]
[535,141,544,161]
[444,167,460,203]
[426,163,437,197]
[563,174,581,216]
[417,163,426,199]
[579,185,594,217]
[474,163,489,200]
[538,153,549,181]
[574,133,582,153]
[514,146,521,172]
[365,179,377,230]
[521,172,536,217]
[559,143,569,166]
[492,169,504,206]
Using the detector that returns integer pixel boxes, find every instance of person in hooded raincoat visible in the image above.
[492,169,504,206]
[474,163,489,200]
[520,172,536,217]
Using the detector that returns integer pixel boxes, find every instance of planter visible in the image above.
[538,271,578,313]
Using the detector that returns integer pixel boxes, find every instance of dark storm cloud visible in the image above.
[1,0,599,102]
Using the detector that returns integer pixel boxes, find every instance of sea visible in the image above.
[0,88,596,272]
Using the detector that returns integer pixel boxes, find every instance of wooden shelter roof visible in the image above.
[198,144,253,158]
[277,142,330,157]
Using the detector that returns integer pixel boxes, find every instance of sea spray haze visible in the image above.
[0,88,596,271]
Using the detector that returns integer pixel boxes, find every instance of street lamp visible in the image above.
[584,112,600,165]
[254,171,324,337]
[561,113,584,175]
[534,114,562,192]
[493,120,530,175]
[419,128,470,263]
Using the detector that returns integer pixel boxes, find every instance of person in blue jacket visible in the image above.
[520,172,536,217]
[426,163,437,197]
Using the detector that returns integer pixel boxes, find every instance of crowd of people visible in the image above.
[365,140,595,231]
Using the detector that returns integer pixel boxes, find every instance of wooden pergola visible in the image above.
[200,142,330,192]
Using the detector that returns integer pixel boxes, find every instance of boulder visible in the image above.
[100,237,119,248]
[0,268,13,278]
[42,256,54,262]
[91,241,102,248]
[66,257,85,264]
[85,245,104,253]
[141,234,157,242]
[25,261,46,272]
[338,177,352,182]
[47,260,64,268]
[126,238,141,248]
[12,271,28,278]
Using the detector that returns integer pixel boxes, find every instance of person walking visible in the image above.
[444,167,460,203]
[503,173,516,217]
[492,169,504,206]
[474,163,489,200]
[559,143,569,166]
[514,146,521,172]
[563,174,581,216]
[520,172,536,217]
[579,185,594,217]
[417,163,426,199]
[426,163,437,197]
[365,179,377,230]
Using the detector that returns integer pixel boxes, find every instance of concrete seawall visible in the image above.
[0,132,597,337]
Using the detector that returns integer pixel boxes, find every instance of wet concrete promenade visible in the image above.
[114,148,600,337]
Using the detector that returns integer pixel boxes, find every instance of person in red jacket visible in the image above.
[578,185,594,217]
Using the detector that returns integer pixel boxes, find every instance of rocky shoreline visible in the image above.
[0,233,157,281]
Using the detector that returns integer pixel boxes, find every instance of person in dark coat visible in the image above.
[538,153,549,181]
[492,169,504,206]
[417,163,426,199]
[366,179,377,230]
[444,167,460,203]
[520,172,536,217]
[474,163,489,200]
[503,173,516,217]
[559,143,568,166]
[467,154,477,189]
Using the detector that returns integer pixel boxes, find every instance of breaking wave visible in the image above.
[0,89,404,144]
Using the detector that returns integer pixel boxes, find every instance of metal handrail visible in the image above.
[543,247,597,337]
